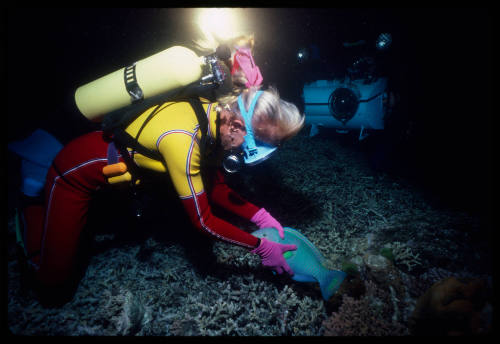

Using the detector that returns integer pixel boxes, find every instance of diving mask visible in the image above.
[222,91,278,173]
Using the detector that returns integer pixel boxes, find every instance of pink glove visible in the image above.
[251,238,297,275]
[231,47,263,87]
[251,208,284,239]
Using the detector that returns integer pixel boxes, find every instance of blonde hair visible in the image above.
[194,31,304,142]
[222,87,305,144]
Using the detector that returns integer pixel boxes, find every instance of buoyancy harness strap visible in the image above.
[188,97,210,158]
[103,80,215,133]
[107,97,210,185]
[101,57,233,184]
[111,126,163,162]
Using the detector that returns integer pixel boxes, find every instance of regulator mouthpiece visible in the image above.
[222,152,244,174]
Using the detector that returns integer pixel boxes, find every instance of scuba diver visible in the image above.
[14,34,304,305]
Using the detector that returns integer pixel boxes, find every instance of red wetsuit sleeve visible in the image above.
[208,169,260,220]
[181,191,259,249]
[153,103,259,250]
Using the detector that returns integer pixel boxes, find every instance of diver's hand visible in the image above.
[251,208,285,239]
[251,238,296,275]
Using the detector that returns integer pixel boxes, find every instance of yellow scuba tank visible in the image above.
[74,46,205,122]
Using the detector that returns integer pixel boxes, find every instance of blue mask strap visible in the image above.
[238,90,263,156]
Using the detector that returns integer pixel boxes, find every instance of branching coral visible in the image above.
[322,280,408,336]
[7,131,490,336]
[175,276,326,336]
[383,242,422,271]
[101,287,152,336]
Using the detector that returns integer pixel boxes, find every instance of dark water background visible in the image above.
[7,8,491,220]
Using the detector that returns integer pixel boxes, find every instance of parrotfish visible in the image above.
[252,227,346,301]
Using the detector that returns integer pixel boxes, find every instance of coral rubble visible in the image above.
[8,131,492,336]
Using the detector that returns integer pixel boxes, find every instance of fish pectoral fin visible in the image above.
[292,273,317,283]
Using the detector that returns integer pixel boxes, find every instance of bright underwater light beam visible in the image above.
[196,8,241,41]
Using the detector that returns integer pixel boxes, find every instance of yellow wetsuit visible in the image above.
[123,99,260,248]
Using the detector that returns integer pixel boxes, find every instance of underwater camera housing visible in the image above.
[302,76,388,140]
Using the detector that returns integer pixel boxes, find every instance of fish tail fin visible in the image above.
[319,269,347,301]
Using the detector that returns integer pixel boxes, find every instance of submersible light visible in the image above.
[375,32,392,51]
[196,8,244,41]
[297,48,309,63]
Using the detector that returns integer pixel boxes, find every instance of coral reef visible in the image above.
[383,241,422,272]
[340,260,360,276]
[7,131,492,336]
[362,253,405,296]
[322,280,408,336]
[409,276,492,335]
[379,247,395,262]
[180,282,325,336]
